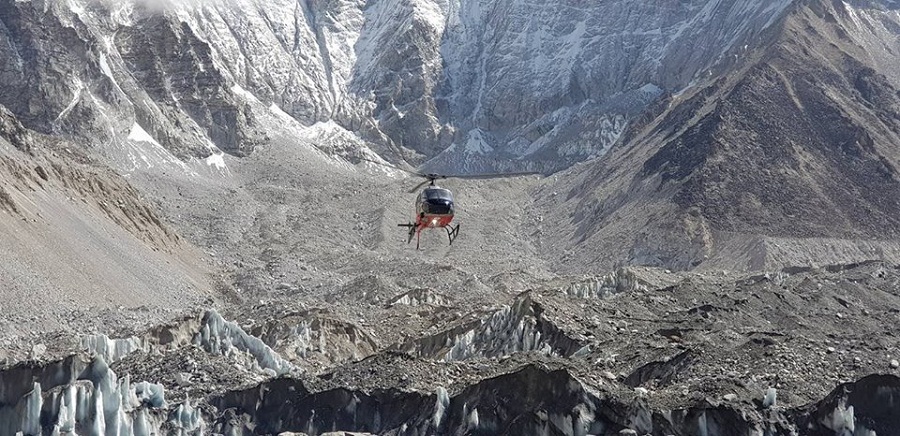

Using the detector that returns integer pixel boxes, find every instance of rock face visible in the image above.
[426,0,792,173]
[0,0,258,166]
[0,0,794,173]
[539,0,900,272]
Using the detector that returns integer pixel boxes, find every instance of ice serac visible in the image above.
[398,293,585,361]
[1,308,302,435]
[83,334,145,364]
[195,309,293,376]
[0,354,204,436]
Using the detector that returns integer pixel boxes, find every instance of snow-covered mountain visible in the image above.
[538,0,900,272]
[5,1,900,434]
[3,0,899,271]
[0,0,794,174]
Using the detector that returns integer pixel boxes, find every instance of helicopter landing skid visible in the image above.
[398,223,418,249]
[447,224,460,245]
[397,223,460,249]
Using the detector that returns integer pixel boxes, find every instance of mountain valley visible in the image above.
[2,0,900,434]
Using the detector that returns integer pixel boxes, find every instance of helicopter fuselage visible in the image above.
[370,156,538,249]
[415,187,455,228]
[417,213,455,229]
[398,186,461,249]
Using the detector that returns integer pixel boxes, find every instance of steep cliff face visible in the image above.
[538,0,900,272]
[428,0,793,173]
[0,0,238,173]
[0,0,796,174]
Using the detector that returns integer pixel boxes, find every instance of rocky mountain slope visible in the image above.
[0,0,793,174]
[0,104,213,362]
[4,0,895,275]
[539,0,900,273]
[2,0,900,434]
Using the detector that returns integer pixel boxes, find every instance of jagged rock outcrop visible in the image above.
[802,374,900,435]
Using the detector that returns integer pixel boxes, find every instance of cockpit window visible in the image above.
[424,188,453,201]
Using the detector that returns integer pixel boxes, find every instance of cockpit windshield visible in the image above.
[424,188,453,201]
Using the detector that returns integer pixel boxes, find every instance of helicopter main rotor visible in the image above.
[360,158,539,193]
[408,174,446,193]
[358,157,541,249]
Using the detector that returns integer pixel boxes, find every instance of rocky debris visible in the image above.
[4,262,900,433]
[624,350,696,388]
[29,344,46,359]
[175,372,192,387]
[0,120,211,346]
[249,311,379,373]
[0,0,899,434]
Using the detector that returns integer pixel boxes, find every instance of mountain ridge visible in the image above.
[536,0,900,272]
[0,0,797,174]
[3,0,900,433]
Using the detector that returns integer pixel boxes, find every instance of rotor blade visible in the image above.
[408,178,434,193]
[362,157,540,189]
[445,171,542,180]
[359,157,427,178]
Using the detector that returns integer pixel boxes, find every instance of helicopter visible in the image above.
[363,158,539,249]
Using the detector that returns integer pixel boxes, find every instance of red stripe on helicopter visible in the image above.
[417,214,455,229]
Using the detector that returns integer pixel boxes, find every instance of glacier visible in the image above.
[2,355,201,436]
